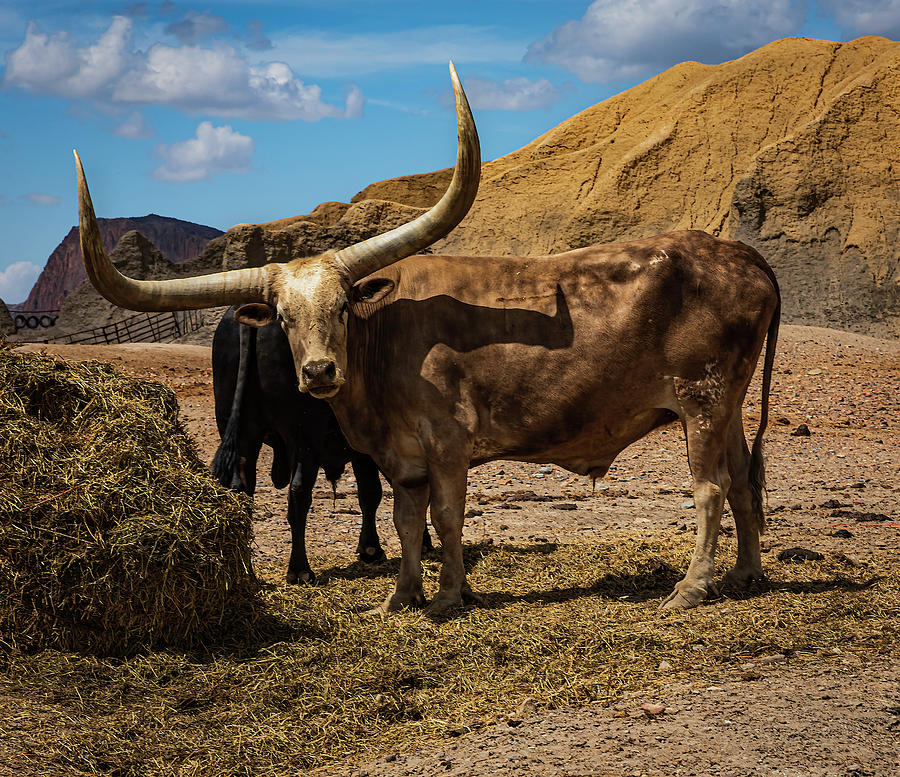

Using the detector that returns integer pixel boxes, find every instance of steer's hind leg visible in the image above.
[351,454,387,564]
[286,455,319,585]
[724,412,765,589]
[663,382,733,610]
[425,464,480,615]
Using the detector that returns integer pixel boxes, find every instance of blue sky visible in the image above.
[1,1,898,304]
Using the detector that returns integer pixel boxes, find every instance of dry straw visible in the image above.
[2,536,897,776]
[0,343,260,655]
[0,344,897,775]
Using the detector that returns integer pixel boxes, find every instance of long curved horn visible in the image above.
[333,61,481,283]
[74,150,276,312]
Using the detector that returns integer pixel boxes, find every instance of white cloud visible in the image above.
[114,111,154,138]
[0,261,42,304]
[164,11,229,44]
[271,26,526,77]
[816,0,900,38]
[3,17,362,122]
[23,193,60,206]
[3,17,134,99]
[450,76,566,111]
[153,121,254,182]
[344,84,364,118]
[525,0,807,82]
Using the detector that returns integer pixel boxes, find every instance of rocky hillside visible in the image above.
[24,215,223,311]
[14,202,431,343]
[41,36,899,343]
[333,36,900,338]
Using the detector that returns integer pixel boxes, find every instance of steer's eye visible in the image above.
[276,311,285,324]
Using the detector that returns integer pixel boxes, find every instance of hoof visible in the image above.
[423,596,461,615]
[286,568,316,585]
[424,586,482,615]
[461,585,483,606]
[372,590,426,614]
[724,566,766,589]
[357,545,388,565]
[660,580,715,610]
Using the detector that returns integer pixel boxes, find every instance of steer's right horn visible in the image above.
[74,150,276,312]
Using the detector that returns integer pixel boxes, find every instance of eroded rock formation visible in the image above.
[327,36,900,337]
[24,215,223,312]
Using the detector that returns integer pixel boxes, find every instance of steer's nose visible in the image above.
[302,359,337,385]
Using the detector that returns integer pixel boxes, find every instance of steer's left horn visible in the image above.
[333,61,481,283]
[74,150,276,312]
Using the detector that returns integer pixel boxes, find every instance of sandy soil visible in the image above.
[13,324,900,776]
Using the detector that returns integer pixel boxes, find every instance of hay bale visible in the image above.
[0,344,260,655]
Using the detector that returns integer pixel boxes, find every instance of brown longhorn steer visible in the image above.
[74,64,780,614]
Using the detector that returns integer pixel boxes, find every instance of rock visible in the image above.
[0,299,14,337]
[539,465,553,474]
[759,653,787,665]
[552,503,578,510]
[831,528,854,538]
[791,424,811,437]
[515,697,537,716]
[777,547,825,562]
[396,37,900,339]
[681,500,696,509]
[640,702,667,717]
[832,509,891,523]
[23,216,222,313]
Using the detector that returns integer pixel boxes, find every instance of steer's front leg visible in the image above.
[373,481,429,614]
[425,465,480,615]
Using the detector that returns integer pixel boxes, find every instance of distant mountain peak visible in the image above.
[23,215,224,311]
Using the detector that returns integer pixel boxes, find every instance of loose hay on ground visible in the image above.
[1,533,897,776]
[0,345,260,655]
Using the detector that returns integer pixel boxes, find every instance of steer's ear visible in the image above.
[234,303,276,327]
[350,277,395,306]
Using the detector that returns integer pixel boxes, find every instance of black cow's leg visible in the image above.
[421,518,435,554]
[286,455,319,585]
[351,454,387,564]
[236,439,261,496]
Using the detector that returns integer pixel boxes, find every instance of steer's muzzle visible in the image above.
[301,359,343,397]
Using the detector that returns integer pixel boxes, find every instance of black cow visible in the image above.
[212,307,426,583]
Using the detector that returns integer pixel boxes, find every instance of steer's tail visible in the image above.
[748,272,781,531]
[212,323,256,490]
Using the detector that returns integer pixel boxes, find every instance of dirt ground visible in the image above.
[13,324,900,776]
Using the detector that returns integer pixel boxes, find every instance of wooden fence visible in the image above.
[45,310,204,345]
